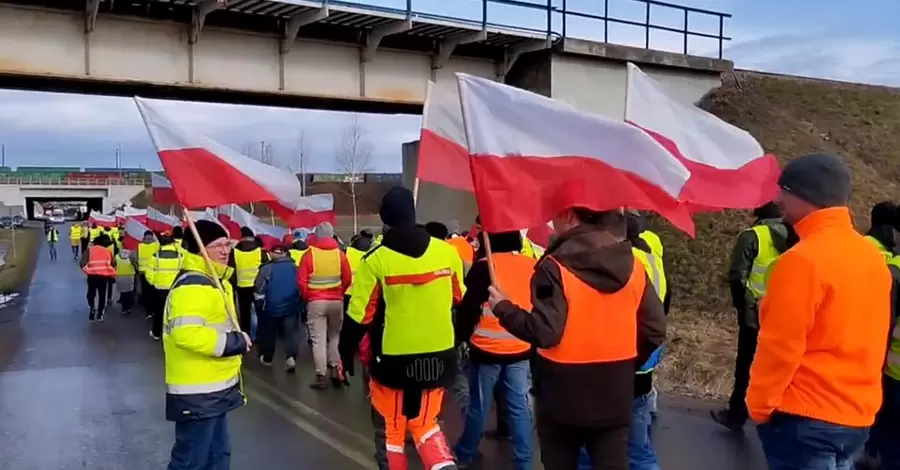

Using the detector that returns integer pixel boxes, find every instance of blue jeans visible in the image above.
[454,360,532,470]
[757,413,869,470]
[577,393,659,470]
[168,414,231,470]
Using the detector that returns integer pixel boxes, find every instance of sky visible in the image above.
[0,0,897,173]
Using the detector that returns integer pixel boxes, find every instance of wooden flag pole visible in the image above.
[479,225,498,287]
[182,207,241,332]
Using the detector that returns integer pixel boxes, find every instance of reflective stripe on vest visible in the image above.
[632,248,666,302]
[884,256,900,381]
[746,225,780,298]
[47,230,59,242]
[83,246,116,277]
[151,247,183,289]
[538,256,644,364]
[865,236,893,263]
[308,246,341,290]
[234,248,263,287]
[167,374,240,395]
[470,253,534,356]
[116,254,135,276]
[639,230,664,259]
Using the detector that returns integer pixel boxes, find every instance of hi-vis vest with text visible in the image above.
[865,236,893,263]
[746,225,779,298]
[83,246,116,277]
[471,253,534,356]
[234,248,263,288]
[149,246,183,290]
[538,257,643,365]
[116,253,135,276]
[289,248,307,267]
[137,241,160,273]
[632,247,666,301]
[307,246,341,290]
[884,256,900,381]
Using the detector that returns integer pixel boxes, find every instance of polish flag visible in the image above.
[523,222,554,249]
[151,173,179,205]
[122,217,152,251]
[254,223,289,251]
[134,98,307,220]
[625,63,781,211]
[217,204,287,248]
[146,206,180,233]
[89,211,118,228]
[183,208,220,227]
[282,193,337,229]
[456,73,694,235]
[115,207,147,225]
[417,81,474,192]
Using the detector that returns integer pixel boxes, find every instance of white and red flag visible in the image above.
[151,173,179,205]
[146,206,180,233]
[217,204,287,248]
[456,73,694,234]
[89,211,118,228]
[183,208,220,227]
[624,63,780,211]
[122,217,152,250]
[416,81,474,192]
[115,207,147,225]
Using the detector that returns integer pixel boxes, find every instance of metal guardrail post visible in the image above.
[683,9,688,54]
[561,0,567,38]
[546,0,551,41]
[644,1,650,49]
[481,0,487,29]
[406,0,411,16]
[718,15,724,58]
[603,0,609,43]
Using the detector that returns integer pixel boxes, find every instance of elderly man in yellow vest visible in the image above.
[298,222,352,390]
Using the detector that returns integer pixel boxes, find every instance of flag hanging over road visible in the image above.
[624,63,780,211]
[456,73,694,235]
[122,217,151,250]
[417,81,474,192]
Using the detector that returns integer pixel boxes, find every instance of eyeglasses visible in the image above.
[206,241,233,251]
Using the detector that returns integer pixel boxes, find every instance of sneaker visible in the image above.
[97,314,105,323]
[710,408,745,433]
[259,356,272,367]
[88,308,96,322]
[145,314,152,320]
[121,309,131,316]
[285,357,296,374]
[309,375,329,390]
[149,331,160,341]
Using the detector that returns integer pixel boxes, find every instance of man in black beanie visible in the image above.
[339,186,464,470]
[165,219,250,470]
[228,225,267,334]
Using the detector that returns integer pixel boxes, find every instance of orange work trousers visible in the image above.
[369,380,456,470]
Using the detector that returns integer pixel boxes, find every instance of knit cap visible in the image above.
[777,153,851,208]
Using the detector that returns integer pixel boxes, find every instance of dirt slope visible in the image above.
[655,71,900,397]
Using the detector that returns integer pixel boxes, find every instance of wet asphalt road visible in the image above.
[0,227,768,469]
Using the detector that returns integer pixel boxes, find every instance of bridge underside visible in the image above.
[25,196,101,220]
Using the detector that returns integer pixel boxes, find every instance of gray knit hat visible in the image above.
[777,153,851,208]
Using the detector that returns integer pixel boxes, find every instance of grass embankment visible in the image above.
[654,71,900,399]
[0,227,41,292]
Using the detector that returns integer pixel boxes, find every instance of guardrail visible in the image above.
[322,0,732,58]
[0,176,148,186]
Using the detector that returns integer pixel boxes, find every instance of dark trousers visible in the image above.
[168,414,231,470]
[151,288,170,338]
[71,244,79,258]
[870,376,900,469]
[537,415,629,470]
[257,314,301,362]
[236,287,255,334]
[727,325,759,424]
[757,413,869,470]
[80,238,89,253]
[120,291,135,312]
[87,275,111,315]
[140,274,153,312]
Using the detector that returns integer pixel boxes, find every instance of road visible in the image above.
[0,225,768,469]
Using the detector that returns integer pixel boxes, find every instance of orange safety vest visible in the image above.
[537,256,644,364]
[82,245,116,277]
[448,237,474,266]
[470,253,534,356]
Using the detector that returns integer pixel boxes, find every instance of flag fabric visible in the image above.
[151,173,179,205]
[146,206,180,233]
[523,221,554,249]
[115,207,147,225]
[417,81,474,192]
[456,73,694,235]
[89,211,118,228]
[134,98,306,220]
[217,204,287,248]
[122,217,151,250]
[183,208,221,228]
[624,63,781,211]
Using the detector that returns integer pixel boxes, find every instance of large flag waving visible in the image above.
[281,193,336,229]
[151,173,179,205]
[89,211,118,228]
[115,207,147,225]
[456,73,694,235]
[417,81,474,192]
[134,98,306,220]
[146,206,180,233]
[625,63,780,210]
[122,217,151,250]
[217,204,287,248]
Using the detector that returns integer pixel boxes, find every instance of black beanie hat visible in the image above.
[172,226,184,238]
[240,226,254,238]
[379,186,416,227]
[777,153,851,208]
[183,220,228,255]
[871,201,897,228]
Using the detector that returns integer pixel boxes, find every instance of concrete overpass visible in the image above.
[0,175,145,217]
[0,0,732,114]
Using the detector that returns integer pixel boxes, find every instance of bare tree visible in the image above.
[243,141,281,168]
[294,130,310,196]
[335,115,373,232]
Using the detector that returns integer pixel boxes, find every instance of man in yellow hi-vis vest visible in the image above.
[69,223,84,259]
[712,201,794,431]
[339,187,464,470]
[147,233,183,340]
[137,230,159,316]
[299,222,352,389]
[229,226,268,334]
[864,201,898,262]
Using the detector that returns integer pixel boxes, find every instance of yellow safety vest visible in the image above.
[46,229,59,243]
[69,226,83,241]
[884,256,900,380]
[163,253,243,398]
[137,241,160,273]
[116,253,135,276]
[89,227,101,241]
[640,230,664,259]
[865,236,893,262]
[106,244,115,255]
[234,248,263,288]
[346,247,364,273]
[746,225,780,298]
[348,241,465,355]
[521,238,543,260]
[308,246,342,290]
[632,247,667,301]
[149,246,183,290]
[289,248,307,267]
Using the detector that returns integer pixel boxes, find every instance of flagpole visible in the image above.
[182,207,242,332]
[413,81,434,209]
[623,62,633,122]
[412,177,421,207]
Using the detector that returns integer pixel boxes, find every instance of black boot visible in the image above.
[710,408,745,433]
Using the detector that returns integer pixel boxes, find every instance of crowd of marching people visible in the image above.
[63,153,900,470]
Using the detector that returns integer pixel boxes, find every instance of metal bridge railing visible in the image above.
[0,176,149,186]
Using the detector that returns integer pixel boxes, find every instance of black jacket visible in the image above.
[727,218,793,329]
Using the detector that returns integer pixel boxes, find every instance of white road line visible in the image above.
[250,386,374,468]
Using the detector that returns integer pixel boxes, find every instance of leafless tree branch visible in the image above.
[335,115,373,232]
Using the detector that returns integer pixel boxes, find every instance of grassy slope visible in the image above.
[656,71,900,397]
[0,228,41,292]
